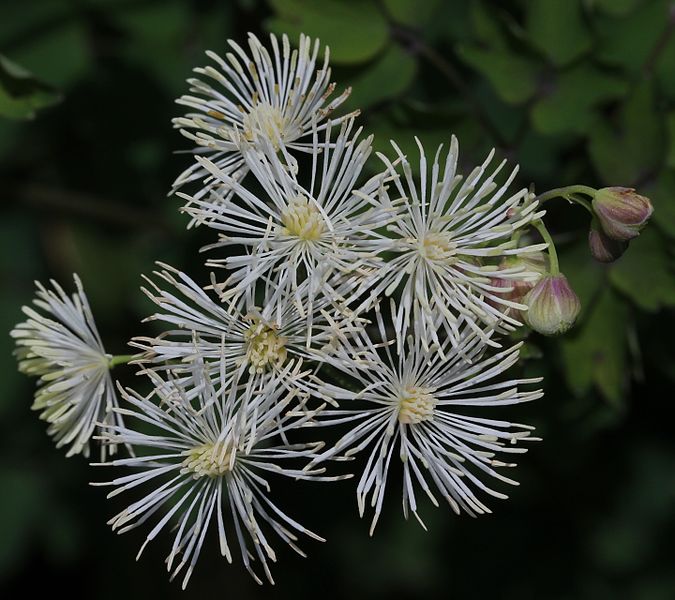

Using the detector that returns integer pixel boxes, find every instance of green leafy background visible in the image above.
[1,1,674,598]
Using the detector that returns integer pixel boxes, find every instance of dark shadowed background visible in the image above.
[2,0,675,598]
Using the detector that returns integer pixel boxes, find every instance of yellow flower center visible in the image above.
[244,316,287,373]
[242,102,287,150]
[419,231,456,262]
[182,440,234,478]
[398,387,437,425]
[280,196,325,241]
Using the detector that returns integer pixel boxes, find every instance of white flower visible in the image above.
[94,360,341,588]
[307,308,542,534]
[181,117,397,303]
[173,32,353,205]
[359,136,547,350]
[10,274,122,458]
[133,264,361,434]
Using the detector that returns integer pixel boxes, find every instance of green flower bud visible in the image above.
[523,274,581,336]
[588,225,628,263]
[592,187,653,241]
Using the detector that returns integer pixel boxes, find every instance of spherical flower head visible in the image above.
[172,32,353,206]
[523,274,581,336]
[182,117,397,303]
[10,274,121,458]
[95,362,340,588]
[133,263,364,438]
[588,225,628,263]
[307,311,542,533]
[362,135,547,350]
[592,187,653,241]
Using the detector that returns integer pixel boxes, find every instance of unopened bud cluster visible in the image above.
[588,187,653,264]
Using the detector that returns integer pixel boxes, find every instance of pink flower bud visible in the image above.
[588,226,628,263]
[487,275,530,307]
[523,274,581,336]
[592,187,653,241]
[487,253,550,320]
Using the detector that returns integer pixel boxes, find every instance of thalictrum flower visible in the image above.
[94,360,344,588]
[134,264,362,435]
[306,308,542,534]
[11,274,122,458]
[181,118,398,304]
[173,32,353,208]
[357,136,546,351]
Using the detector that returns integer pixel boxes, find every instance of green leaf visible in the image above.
[588,82,665,184]
[469,0,508,48]
[590,0,644,16]
[368,117,455,176]
[560,287,628,404]
[9,20,91,88]
[666,112,675,169]
[115,0,194,95]
[649,171,675,238]
[342,44,417,112]
[382,0,442,27]
[531,64,627,135]
[655,25,675,98]
[526,0,593,67]
[267,0,388,65]
[0,54,61,120]
[457,45,539,104]
[595,0,670,72]
[609,228,675,311]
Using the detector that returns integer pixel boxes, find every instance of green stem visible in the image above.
[535,184,597,205]
[109,354,138,369]
[568,194,595,215]
[533,220,559,275]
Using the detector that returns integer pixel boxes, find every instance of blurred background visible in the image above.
[2,0,675,598]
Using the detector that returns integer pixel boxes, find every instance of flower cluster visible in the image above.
[11,31,652,588]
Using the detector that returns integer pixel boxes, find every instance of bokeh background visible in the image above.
[2,0,675,598]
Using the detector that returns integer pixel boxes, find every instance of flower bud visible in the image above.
[588,225,628,263]
[488,253,550,319]
[592,187,653,241]
[523,274,581,336]
[503,252,550,278]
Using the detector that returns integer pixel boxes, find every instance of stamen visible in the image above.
[182,440,234,478]
[280,196,325,241]
[398,387,437,425]
[242,102,288,149]
[244,316,287,374]
[419,232,457,262]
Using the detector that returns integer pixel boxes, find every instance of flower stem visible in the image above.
[568,194,595,215]
[109,354,138,369]
[533,220,559,275]
[535,184,597,205]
